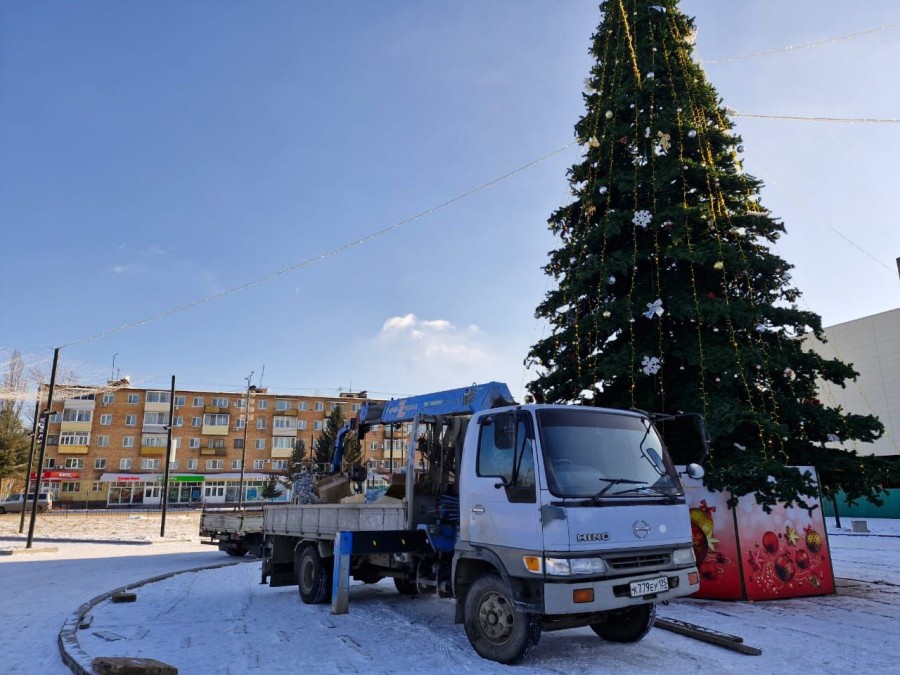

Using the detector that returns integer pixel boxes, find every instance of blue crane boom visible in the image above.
[331,382,515,473]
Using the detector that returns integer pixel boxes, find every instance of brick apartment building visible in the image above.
[31,383,411,508]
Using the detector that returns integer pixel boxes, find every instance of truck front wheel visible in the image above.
[225,544,249,557]
[590,603,656,643]
[463,573,541,664]
[296,545,332,604]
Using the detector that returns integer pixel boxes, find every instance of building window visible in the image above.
[169,460,178,470]
[212,397,228,407]
[143,412,169,426]
[128,394,140,404]
[46,435,59,446]
[100,414,112,425]
[330,403,341,412]
[189,437,200,449]
[44,457,56,469]
[142,436,167,448]
[234,398,247,409]
[191,416,202,427]
[122,436,134,448]
[187,459,198,470]
[203,413,229,427]
[352,404,361,412]
[232,459,242,470]
[63,408,93,423]
[272,460,288,470]
[207,438,225,449]
[102,393,114,405]
[314,401,324,412]
[91,481,103,492]
[233,439,244,449]
[256,418,266,430]
[120,458,132,470]
[61,481,80,493]
[255,439,265,450]
[174,416,183,427]
[297,401,307,411]
[146,391,171,404]
[206,459,224,470]
[314,421,323,431]
[235,418,246,430]
[274,417,296,429]
[272,437,293,450]
[275,400,290,411]
[175,395,185,407]
[95,458,107,470]
[369,441,378,451]
[257,400,268,409]
[64,458,84,469]
[141,459,160,470]
[193,396,204,407]
[125,415,137,426]
[49,412,62,423]
[60,431,89,446]
[253,460,265,470]
[298,420,307,430]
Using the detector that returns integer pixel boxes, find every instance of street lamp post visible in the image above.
[237,372,253,510]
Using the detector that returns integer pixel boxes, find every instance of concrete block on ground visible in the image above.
[851,520,869,533]
[110,592,137,603]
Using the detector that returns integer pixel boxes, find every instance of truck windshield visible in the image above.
[536,409,682,499]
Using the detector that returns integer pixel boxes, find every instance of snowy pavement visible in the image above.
[2,513,899,674]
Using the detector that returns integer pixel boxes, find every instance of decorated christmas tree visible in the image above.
[527,0,887,510]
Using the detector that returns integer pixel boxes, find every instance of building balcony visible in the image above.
[57,445,89,455]
[200,448,227,456]
[204,406,229,414]
[60,421,92,433]
[140,446,167,457]
[201,425,229,436]
[270,449,292,459]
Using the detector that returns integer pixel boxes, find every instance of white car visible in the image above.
[0,493,53,514]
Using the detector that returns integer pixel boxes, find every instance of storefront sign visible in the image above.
[30,470,80,481]
[156,475,204,483]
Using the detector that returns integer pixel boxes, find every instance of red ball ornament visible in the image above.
[795,549,810,569]
[774,554,796,582]
[762,530,779,554]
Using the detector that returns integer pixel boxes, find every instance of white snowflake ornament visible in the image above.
[632,210,652,228]
[641,356,661,375]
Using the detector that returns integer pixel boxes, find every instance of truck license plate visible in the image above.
[629,577,669,597]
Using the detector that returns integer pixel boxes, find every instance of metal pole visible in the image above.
[27,347,59,548]
[160,375,176,538]
[237,372,253,510]
[18,400,41,534]
[388,423,394,475]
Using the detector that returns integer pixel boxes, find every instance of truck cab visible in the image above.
[452,404,699,660]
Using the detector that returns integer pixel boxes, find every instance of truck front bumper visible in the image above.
[542,566,699,614]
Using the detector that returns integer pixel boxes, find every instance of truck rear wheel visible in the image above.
[393,577,419,595]
[590,603,656,643]
[296,545,333,604]
[226,544,249,557]
[463,573,541,664]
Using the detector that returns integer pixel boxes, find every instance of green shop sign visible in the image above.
[157,475,204,483]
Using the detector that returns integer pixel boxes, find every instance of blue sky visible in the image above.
[1,1,898,403]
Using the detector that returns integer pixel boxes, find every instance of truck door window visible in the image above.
[477,415,536,504]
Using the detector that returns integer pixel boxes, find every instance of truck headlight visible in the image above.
[672,547,695,566]
[544,557,608,576]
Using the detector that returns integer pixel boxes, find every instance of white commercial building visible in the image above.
[806,308,900,458]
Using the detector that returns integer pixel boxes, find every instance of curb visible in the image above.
[58,560,253,674]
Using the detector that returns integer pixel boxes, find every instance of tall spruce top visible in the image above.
[528,0,888,510]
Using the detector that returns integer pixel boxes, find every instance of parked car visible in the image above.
[0,493,53,514]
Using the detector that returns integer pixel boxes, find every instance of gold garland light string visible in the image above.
[657,18,710,421]
[616,0,643,85]
[668,11,772,458]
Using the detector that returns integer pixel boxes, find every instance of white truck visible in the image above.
[259,382,706,664]
[199,507,265,557]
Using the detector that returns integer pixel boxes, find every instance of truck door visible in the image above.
[463,412,541,553]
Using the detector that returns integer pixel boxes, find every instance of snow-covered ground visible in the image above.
[2,512,899,674]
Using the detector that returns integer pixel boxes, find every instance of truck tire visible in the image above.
[463,573,541,664]
[393,577,419,595]
[296,545,332,604]
[0,507,6,514]
[226,544,249,557]
[590,603,656,643]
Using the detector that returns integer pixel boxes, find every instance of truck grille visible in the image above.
[606,552,670,570]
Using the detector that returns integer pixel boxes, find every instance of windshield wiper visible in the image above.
[591,478,647,502]
[615,485,682,503]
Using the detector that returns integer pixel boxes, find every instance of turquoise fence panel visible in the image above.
[821,489,900,519]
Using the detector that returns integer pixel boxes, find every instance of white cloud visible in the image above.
[111,264,133,274]
[367,313,528,397]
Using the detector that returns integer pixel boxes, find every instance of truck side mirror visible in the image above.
[684,463,705,480]
[492,413,515,451]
